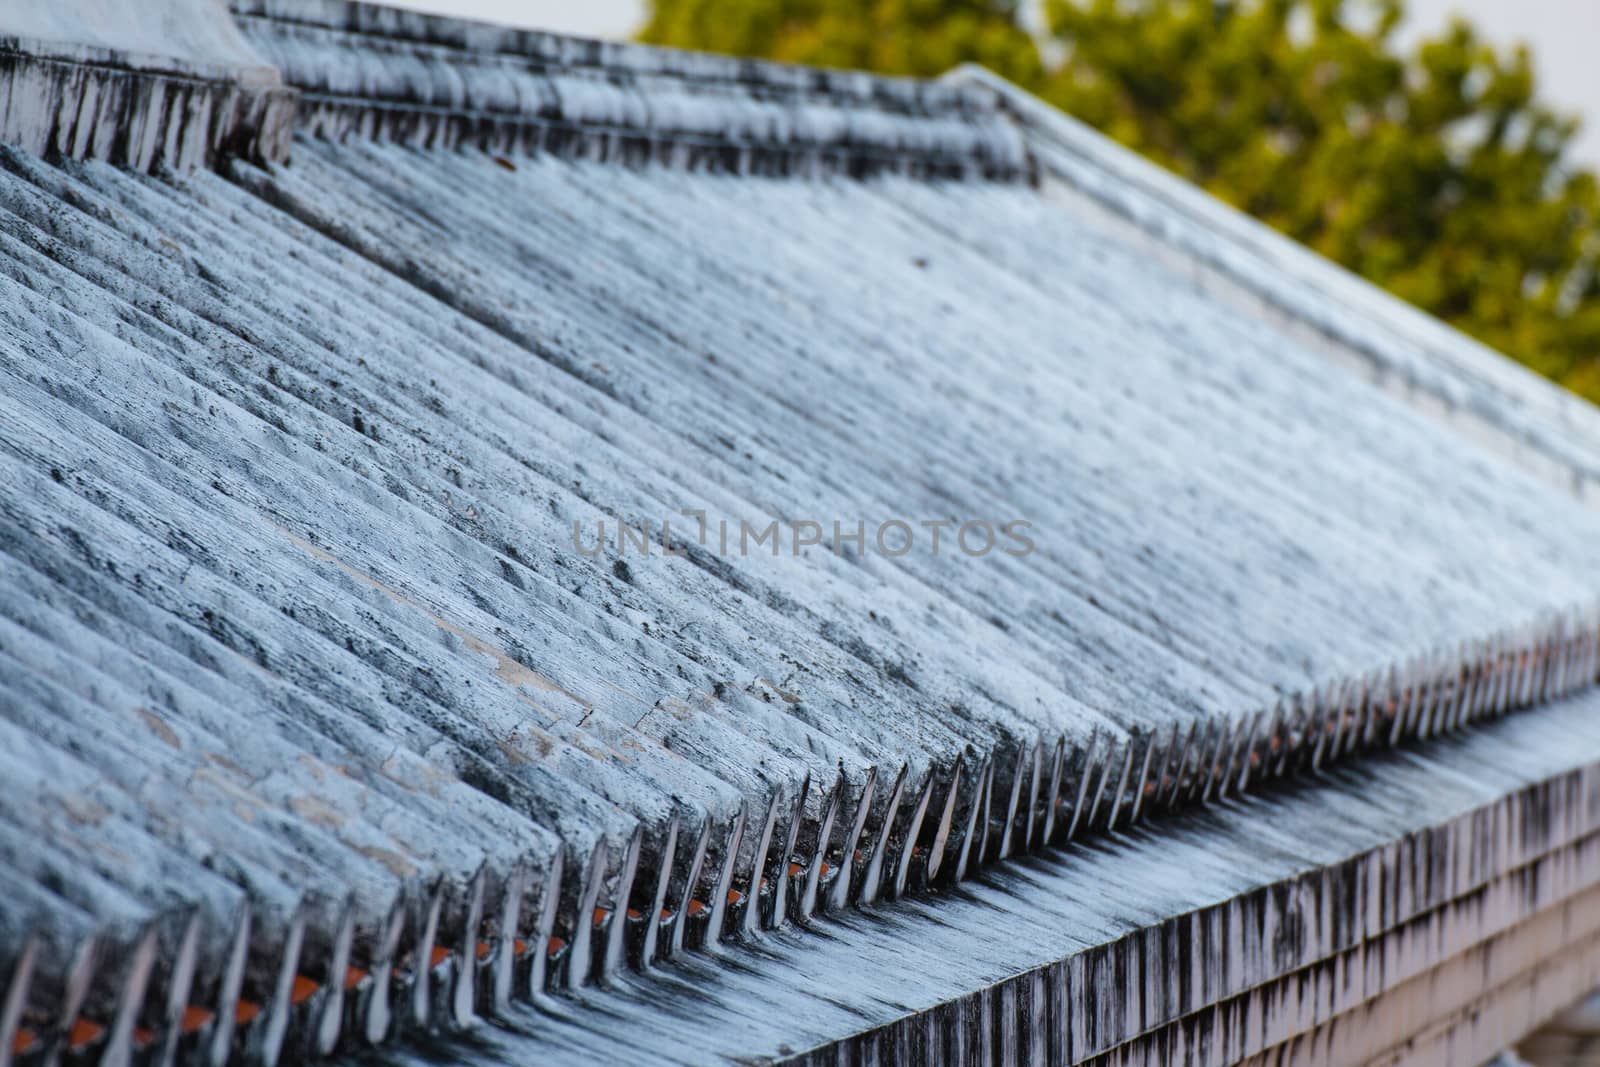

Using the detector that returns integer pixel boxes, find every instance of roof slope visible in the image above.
[954,65,1600,505]
[4,1,1600,1063]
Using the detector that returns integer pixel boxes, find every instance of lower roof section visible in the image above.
[361,689,1600,1065]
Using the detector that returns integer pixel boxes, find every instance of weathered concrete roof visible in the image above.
[5,1,1600,1064]
[338,689,1600,1064]
[0,0,293,174]
[231,0,1028,180]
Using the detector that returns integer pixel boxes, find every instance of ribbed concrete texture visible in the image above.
[5,2,1600,1065]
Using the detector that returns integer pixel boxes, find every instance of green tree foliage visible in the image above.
[638,0,1600,401]
[637,0,1042,83]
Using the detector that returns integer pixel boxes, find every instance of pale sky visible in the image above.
[386,0,1600,167]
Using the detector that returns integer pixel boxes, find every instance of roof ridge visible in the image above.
[230,0,955,95]
[228,0,1032,181]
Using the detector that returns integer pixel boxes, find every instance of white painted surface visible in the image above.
[0,0,293,175]
[0,0,270,70]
